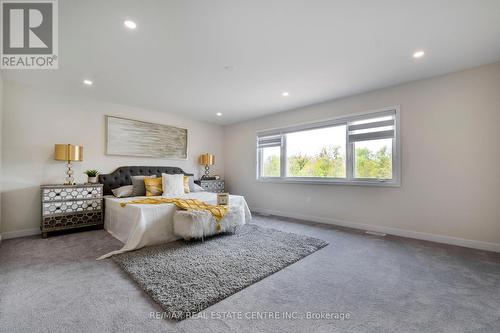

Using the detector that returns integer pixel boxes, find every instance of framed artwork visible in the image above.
[106,116,188,159]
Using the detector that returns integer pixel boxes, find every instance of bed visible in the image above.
[96,166,251,259]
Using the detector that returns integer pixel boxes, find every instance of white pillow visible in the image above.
[162,173,185,197]
[192,183,205,192]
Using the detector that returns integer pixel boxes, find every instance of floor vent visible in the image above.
[365,231,387,237]
[256,212,272,217]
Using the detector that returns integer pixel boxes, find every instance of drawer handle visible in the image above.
[56,193,60,196]
[88,191,92,194]
[55,207,61,210]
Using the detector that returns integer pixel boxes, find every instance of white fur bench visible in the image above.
[173,205,246,240]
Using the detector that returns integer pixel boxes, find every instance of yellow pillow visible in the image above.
[183,176,190,193]
[144,177,163,196]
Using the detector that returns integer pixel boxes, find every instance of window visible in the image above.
[257,107,400,186]
[257,135,282,178]
[261,146,281,177]
[354,139,392,179]
[286,125,346,178]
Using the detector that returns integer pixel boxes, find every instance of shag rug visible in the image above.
[113,224,328,320]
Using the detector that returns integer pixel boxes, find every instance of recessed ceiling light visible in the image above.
[282,92,289,97]
[83,79,93,86]
[413,50,425,58]
[124,20,137,29]
[216,112,222,116]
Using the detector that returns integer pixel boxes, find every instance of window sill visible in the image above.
[256,177,400,187]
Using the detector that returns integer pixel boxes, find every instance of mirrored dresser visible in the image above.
[40,184,103,238]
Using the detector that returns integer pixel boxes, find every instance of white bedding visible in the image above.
[97,192,251,259]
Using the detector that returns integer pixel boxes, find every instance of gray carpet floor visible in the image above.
[1,214,500,333]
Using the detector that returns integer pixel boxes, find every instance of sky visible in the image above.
[286,126,346,156]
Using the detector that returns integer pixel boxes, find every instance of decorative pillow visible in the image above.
[144,177,163,196]
[162,173,185,197]
[192,183,205,192]
[111,185,133,198]
[183,176,190,193]
[131,175,156,196]
[187,176,196,192]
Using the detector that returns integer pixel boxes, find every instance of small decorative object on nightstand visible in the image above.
[40,183,103,238]
[217,192,229,205]
[195,179,225,193]
[84,169,99,184]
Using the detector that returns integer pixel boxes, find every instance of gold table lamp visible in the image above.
[199,153,215,179]
[54,144,83,184]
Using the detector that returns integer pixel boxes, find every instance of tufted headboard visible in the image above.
[98,166,194,195]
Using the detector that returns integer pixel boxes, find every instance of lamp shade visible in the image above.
[54,144,83,162]
[199,153,215,166]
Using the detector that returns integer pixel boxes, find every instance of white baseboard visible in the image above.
[251,207,500,253]
[1,228,40,240]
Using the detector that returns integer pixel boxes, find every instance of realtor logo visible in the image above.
[1,0,58,69]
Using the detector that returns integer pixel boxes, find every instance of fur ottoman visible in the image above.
[173,205,246,240]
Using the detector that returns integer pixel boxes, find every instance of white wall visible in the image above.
[224,62,500,250]
[1,81,224,236]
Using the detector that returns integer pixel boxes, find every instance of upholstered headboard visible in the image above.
[98,166,193,195]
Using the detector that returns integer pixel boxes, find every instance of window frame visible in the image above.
[256,106,401,187]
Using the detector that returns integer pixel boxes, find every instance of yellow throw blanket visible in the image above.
[120,198,228,231]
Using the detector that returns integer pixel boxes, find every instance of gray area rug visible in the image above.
[113,224,328,320]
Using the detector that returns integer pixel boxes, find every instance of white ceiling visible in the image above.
[2,0,500,124]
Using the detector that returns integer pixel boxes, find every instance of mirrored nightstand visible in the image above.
[194,179,225,193]
[40,184,103,238]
